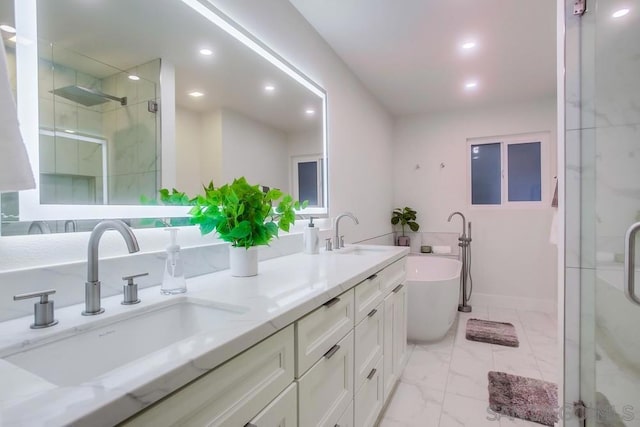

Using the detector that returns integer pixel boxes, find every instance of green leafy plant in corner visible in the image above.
[188,177,307,248]
[391,206,419,236]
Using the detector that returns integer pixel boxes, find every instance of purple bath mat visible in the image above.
[466,318,519,347]
[488,371,558,426]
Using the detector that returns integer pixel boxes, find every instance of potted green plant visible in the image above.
[391,206,419,246]
[188,177,306,276]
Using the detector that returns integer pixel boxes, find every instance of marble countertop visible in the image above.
[0,244,408,426]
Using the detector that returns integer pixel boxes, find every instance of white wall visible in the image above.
[393,99,558,305]
[210,0,394,243]
[0,0,393,269]
[220,109,289,191]
[176,107,204,196]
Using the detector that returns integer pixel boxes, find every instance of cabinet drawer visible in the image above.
[296,289,354,377]
[246,383,297,427]
[354,357,383,427]
[354,273,383,324]
[379,258,406,295]
[122,326,294,427]
[336,401,354,427]
[354,302,383,391]
[298,330,354,427]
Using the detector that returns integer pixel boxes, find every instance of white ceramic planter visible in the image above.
[229,246,258,277]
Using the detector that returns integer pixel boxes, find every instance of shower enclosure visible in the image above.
[563,0,640,425]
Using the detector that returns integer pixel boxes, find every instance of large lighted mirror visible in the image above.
[0,0,327,235]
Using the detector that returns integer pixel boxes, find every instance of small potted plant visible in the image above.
[188,177,306,276]
[391,206,419,246]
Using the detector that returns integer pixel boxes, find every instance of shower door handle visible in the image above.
[624,222,640,306]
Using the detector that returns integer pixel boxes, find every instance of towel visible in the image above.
[0,38,35,192]
[432,245,452,254]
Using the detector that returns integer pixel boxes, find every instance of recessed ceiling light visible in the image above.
[461,41,476,50]
[0,24,16,34]
[465,81,478,89]
[199,48,213,56]
[189,91,204,98]
[128,75,140,81]
[305,109,315,115]
[264,85,275,92]
[612,8,630,18]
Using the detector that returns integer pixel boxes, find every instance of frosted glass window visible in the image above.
[471,143,501,205]
[507,142,541,202]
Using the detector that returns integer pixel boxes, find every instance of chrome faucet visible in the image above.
[334,212,359,249]
[83,220,140,316]
[447,211,467,240]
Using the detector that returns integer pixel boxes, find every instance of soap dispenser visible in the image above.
[304,217,319,254]
[161,228,187,295]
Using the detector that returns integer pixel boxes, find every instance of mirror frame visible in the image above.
[14,0,328,221]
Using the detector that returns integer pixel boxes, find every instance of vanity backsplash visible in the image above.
[0,233,302,323]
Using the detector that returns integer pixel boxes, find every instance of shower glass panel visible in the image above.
[38,42,159,205]
[568,0,640,425]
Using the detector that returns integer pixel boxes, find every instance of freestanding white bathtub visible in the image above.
[406,255,462,342]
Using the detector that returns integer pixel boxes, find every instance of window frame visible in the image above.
[291,154,324,208]
[466,132,551,209]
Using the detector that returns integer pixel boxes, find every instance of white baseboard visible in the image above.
[471,292,556,314]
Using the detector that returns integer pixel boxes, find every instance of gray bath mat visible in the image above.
[466,318,519,347]
[488,371,558,426]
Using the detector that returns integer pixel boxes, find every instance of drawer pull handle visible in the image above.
[367,368,377,380]
[324,344,340,359]
[367,273,378,280]
[392,284,404,293]
[367,308,378,317]
[323,297,340,308]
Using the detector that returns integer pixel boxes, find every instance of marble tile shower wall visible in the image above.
[38,51,160,206]
[564,0,640,423]
[102,59,160,204]
[0,233,303,323]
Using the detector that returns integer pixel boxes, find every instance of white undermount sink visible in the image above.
[3,299,248,386]
[333,245,391,255]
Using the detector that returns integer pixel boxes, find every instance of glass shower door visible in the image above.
[571,0,640,425]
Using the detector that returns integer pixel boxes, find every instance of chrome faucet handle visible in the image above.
[13,289,59,329]
[339,235,345,249]
[121,273,148,305]
[325,238,333,251]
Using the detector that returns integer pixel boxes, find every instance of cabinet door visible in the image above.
[246,383,297,427]
[354,357,383,427]
[298,330,354,427]
[296,289,354,377]
[122,326,294,427]
[392,284,408,376]
[335,401,354,427]
[354,302,383,391]
[378,258,406,295]
[354,273,383,324]
[382,292,397,401]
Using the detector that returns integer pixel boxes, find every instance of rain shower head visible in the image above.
[51,85,127,107]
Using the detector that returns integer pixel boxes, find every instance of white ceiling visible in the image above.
[3,0,322,134]
[289,0,557,116]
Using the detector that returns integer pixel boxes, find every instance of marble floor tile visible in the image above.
[439,393,497,427]
[401,346,452,391]
[378,381,445,427]
[446,344,493,400]
[380,304,560,426]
